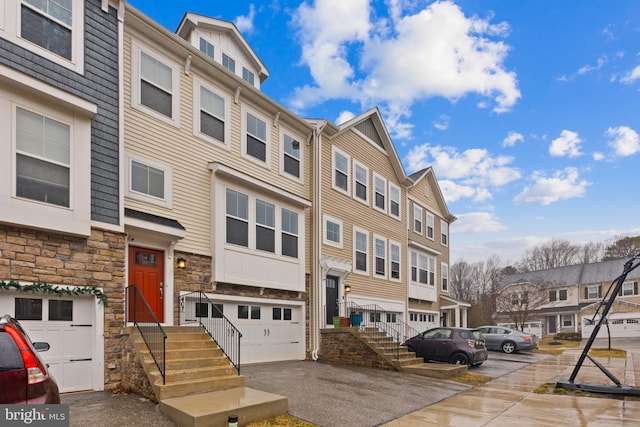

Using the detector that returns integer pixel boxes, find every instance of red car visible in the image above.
[0,315,60,404]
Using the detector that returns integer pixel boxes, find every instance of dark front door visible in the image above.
[547,316,557,335]
[128,246,164,322]
[325,275,339,325]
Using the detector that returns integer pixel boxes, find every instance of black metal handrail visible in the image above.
[332,301,421,360]
[179,291,242,374]
[126,285,167,384]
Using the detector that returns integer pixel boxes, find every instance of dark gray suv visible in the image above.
[403,327,488,367]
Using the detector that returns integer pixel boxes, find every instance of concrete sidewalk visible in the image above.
[383,345,640,426]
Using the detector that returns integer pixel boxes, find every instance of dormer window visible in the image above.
[222,53,235,73]
[199,38,214,58]
[242,67,255,85]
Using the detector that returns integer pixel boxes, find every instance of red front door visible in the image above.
[128,246,164,322]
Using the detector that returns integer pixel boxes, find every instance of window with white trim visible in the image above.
[621,281,638,297]
[226,188,249,247]
[585,285,601,300]
[222,53,235,73]
[374,236,386,277]
[353,228,368,274]
[374,174,386,212]
[15,107,70,207]
[440,220,448,246]
[389,183,400,219]
[323,216,342,248]
[441,263,448,291]
[426,212,434,239]
[245,111,268,163]
[413,205,423,234]
[125,152,172,208]
[199,38,214,58]
[390,241,400,280]
[281,208,298,258]
[559,289,567,301]
[282,133,301,178]
[242,67,255,85]
[561,314,573,328]
[332,147,349,193]
[132,43,180,125]
[197,83,228,145]
[410,251,435,286]
[256,199,275,253]
[353,161,368,203]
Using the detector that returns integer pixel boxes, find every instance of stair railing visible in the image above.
[126,285,166,384]
[179,291,242,374]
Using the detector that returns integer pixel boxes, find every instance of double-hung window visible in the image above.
[374,174,386,212]
[256,199,275,253]
[324,216,342,248]
[226,188,249,247]
[242,67,255,85]
[281,208,298,258]
[283,134,301,178]
[426,212,434,239]
[585,285,600,300]
[559,289,567,301]
[140,52,173,118]
[16,107,70,207]
[441,263,448,291]
[621,281,638,296]
[374,236,386,277]
[440,220,448,246]
[21,0,73,60]
[246,112,267,162]
[353,162,368,203]
[411,252,429,285]
[199,85,226,143]
[390,241,400,280]
[414,205,423,234]
[354,228,368,274]
[389,184,400,218]
[332,148,349,193]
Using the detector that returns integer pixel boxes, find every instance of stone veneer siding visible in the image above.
[318,328,395,370]
[0,224,126,389]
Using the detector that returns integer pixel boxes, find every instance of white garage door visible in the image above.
[227,301,305,364]
[582,316,640,339]
[9,295,94,393]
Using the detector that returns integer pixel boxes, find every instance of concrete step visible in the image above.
[163,356,231,371]
[393,356,425,367]
[400,362,467,379]
[149,365,239,383]
[160,387,287,427]
[154,374,246,400]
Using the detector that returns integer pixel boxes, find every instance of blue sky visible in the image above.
[129,0,640,264]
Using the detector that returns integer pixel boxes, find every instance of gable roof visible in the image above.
[499,257,640,291]
[330,107,413,187]
[175,12,269,83]
[409,167,456,222]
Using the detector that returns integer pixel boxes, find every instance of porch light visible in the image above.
[176,258,186,269]
[344,285,351,293]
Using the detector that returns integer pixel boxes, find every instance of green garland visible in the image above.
[0,280,107,306]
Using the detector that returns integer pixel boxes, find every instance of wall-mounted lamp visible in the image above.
[344,285,351,293]
[176,258,186,269]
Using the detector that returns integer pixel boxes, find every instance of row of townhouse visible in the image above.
[0,1,463,394]
[496,258,640,339]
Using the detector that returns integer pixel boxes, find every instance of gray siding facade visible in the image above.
[0,0,120,225]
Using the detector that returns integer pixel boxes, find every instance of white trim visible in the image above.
[440,219,449,247]
[373,234,387,280]
[323,215,343,249]
[279,126,304,184]
[352,227,369,276]
[130,40,181,127]
[441,262,449,292]
[331,146,350,196]
[373,173,387,214]
[124,151,173,208]
[413,204,423,235]
[192,77,231,149]
[241,105,271,168]
[408,239,441,256]
[352,160,369,205]
[426,211,435,241]
[389,182,401,220]
[389,239,401,282]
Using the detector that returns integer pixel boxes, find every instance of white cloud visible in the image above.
[513,167,590,206]
[606,126,640,156]
[335,110,355,125]
[593,152,605,161]
[578,55,608,75]
[234,4,256,34]
[549,130,583,157]
[290,0,520,138]
[433,114,450,131]
[405,143,520,203]
[620,65,640,84]
[502,131,523,147]
[452,212,505,233]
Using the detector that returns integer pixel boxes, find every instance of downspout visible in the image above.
[311,121,326,360]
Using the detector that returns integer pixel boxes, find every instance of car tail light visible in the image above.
[522,335,532,342]
[466,339,476,348]
[4,325,48,384]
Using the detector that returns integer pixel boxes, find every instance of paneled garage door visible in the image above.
[9,296,95,393]
[582,316,640,339]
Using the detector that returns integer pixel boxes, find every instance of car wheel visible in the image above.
[502,341,516,354]
[450,352,469,365]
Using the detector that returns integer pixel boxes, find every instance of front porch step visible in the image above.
[400,362,467,379]
[160,387,288,427]
[148,364,240,383]
[154,373,246,401]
